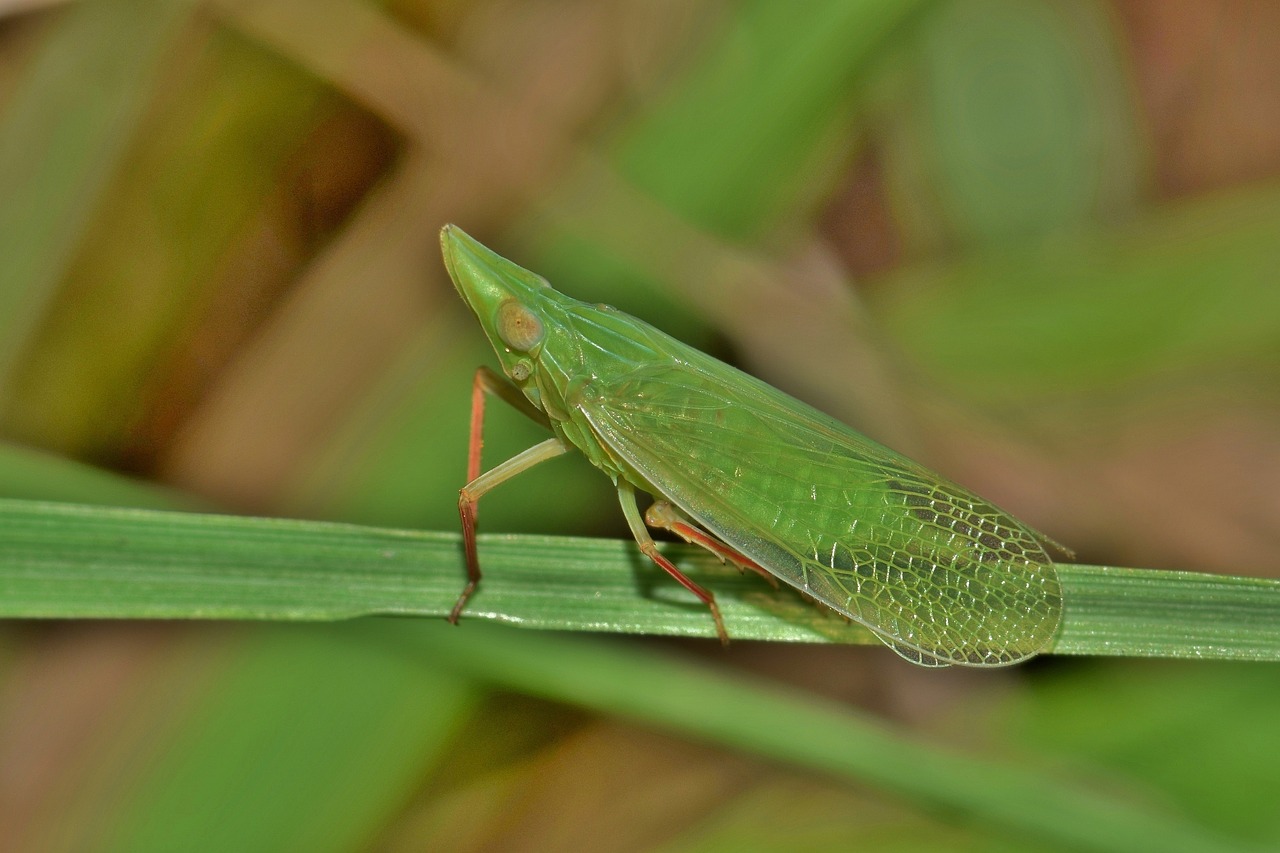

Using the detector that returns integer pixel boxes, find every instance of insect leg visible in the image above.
[467,366,553,484]
[455,437,567,622]
[618,482,729,645]
[454,366,563,624]
[644,501,779,590]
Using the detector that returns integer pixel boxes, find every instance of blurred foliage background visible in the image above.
[0,0,1278,849]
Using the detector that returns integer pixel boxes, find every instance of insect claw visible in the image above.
[448,580,477,624]
[710,603,730,646]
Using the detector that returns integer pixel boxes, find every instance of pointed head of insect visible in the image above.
[440,224,562,380]
[441,224,671,431]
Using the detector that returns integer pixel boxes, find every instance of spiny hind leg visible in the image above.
[644,500,778,590]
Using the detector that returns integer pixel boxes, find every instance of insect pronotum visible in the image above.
[441,224,1063,667]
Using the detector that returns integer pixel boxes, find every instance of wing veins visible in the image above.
[578,363,1061,665]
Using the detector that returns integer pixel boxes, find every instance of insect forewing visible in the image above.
[580,360,1063,666]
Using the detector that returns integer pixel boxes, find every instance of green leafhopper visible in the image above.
[440,225,1063,667]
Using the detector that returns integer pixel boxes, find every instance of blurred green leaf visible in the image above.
[0,0,198,393]
[889,0,1144,247]
[40,622,475,852]
[387,620,1243,853]
[1019,662,1280,845]
[531,0,932,339]
[615,0,933,241]
[870,185,1280,401]
[2,19,336,456]
[0,441,200,509]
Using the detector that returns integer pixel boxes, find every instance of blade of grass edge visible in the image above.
[0,499,1276,661]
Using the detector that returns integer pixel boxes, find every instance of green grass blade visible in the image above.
[381,620,1244,853]
[1051,564,1280,660]
[0,499,1276,662]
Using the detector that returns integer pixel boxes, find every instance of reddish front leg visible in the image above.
[453,367,563,624]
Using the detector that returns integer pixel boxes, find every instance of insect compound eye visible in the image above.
[496,300,545,352]
[510,359,533,382]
